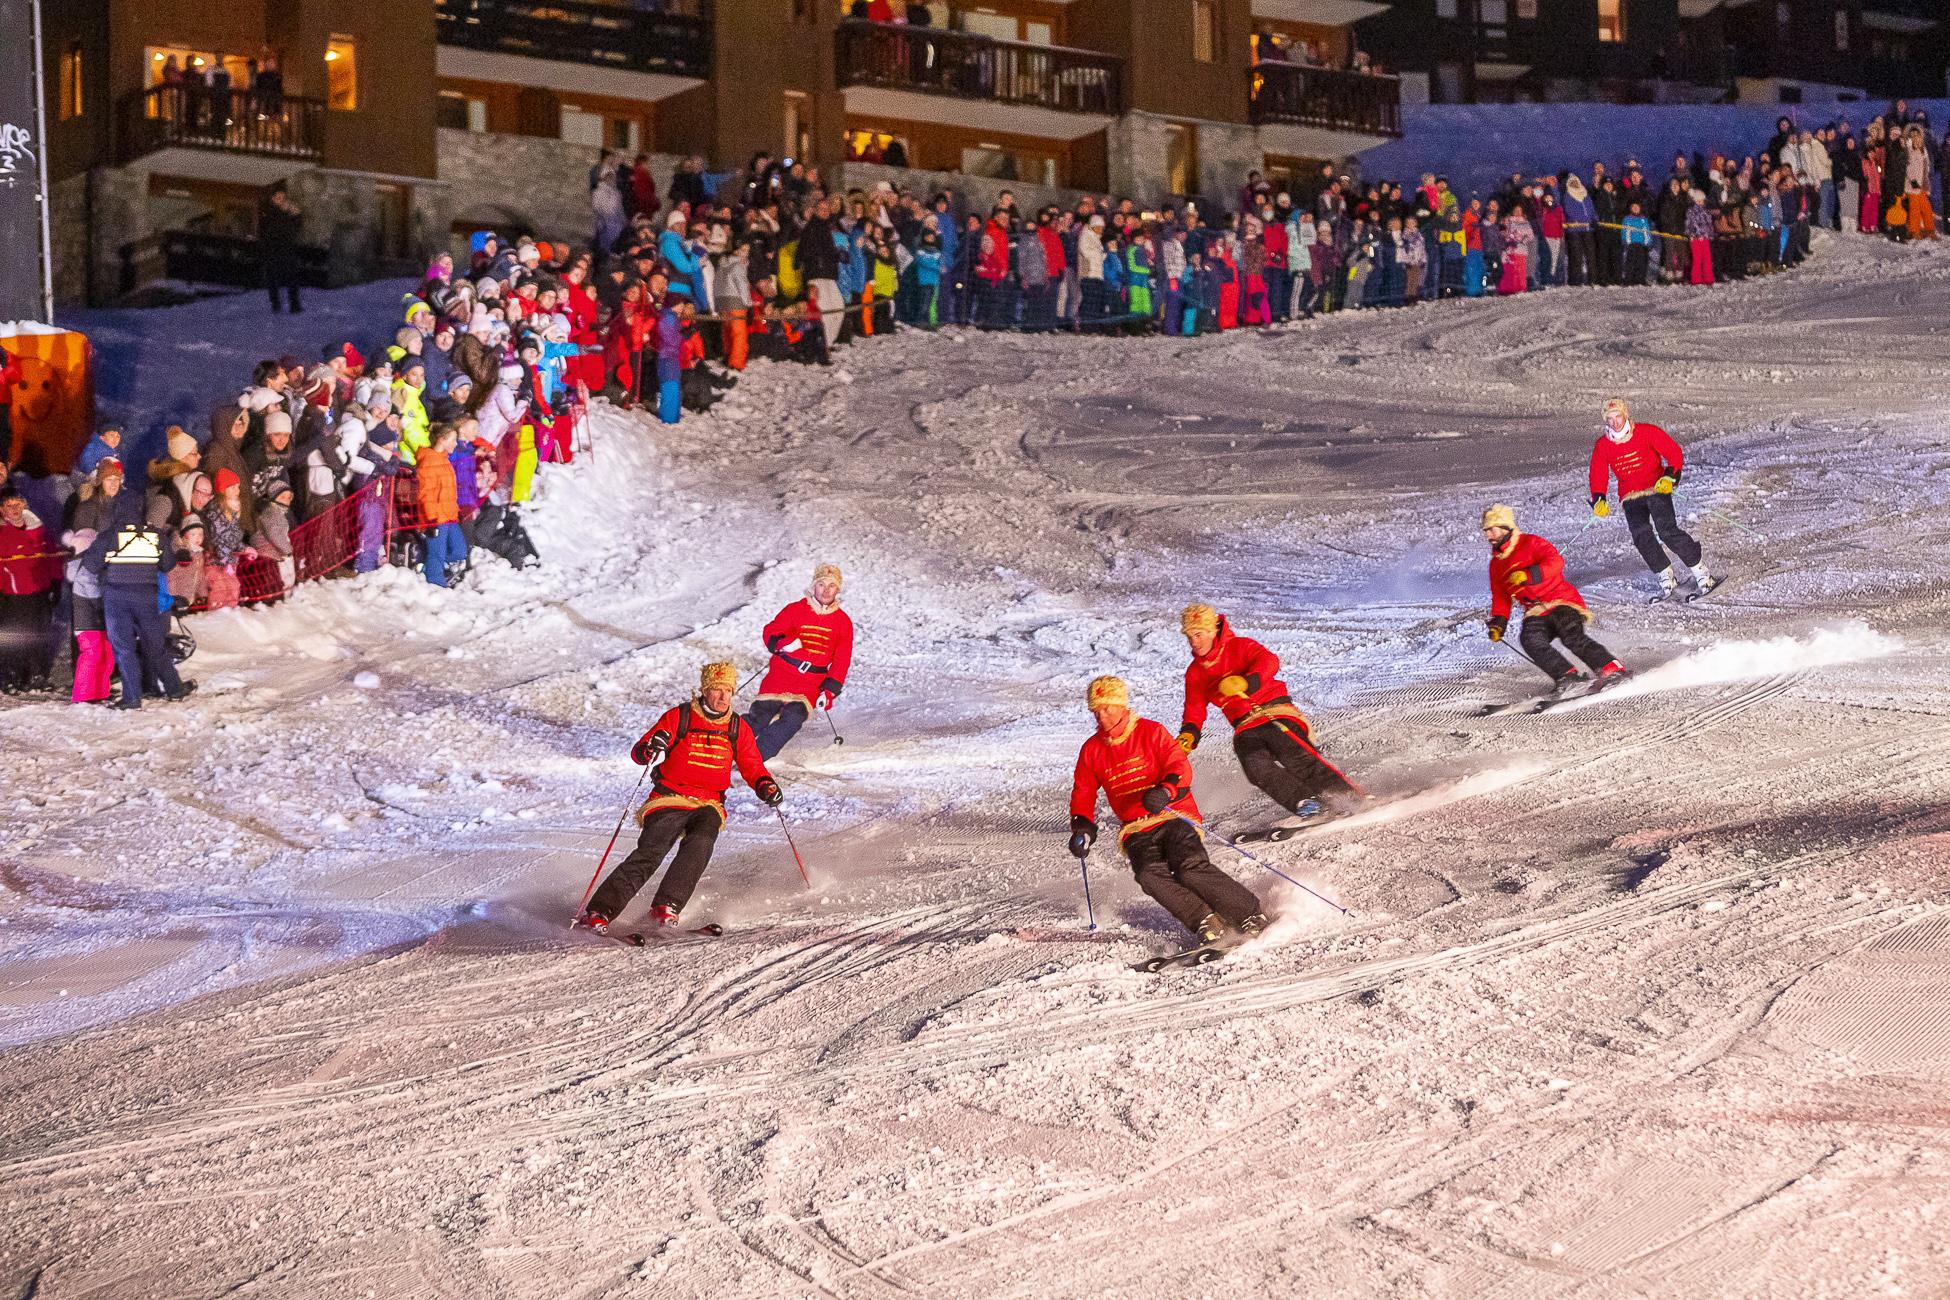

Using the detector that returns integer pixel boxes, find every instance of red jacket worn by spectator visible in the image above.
[0,512,61,595]
[1489,528,1587,622]
[1070,714,1201,847]
[1589,422,1685,501]
[415,446,459,525]
[1180,615,1311,746]
[635,701,773,826]
[1037,226,1066,279]
[758,594,854,709]
[978,220,1010,284]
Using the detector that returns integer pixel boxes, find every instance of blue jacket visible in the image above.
[1563,191,1595,228]
[659,229,702,300]
[1622,215,1653,246]
[914,249,943,286]
[934,215,958,268]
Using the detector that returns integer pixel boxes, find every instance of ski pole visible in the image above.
[571,766,649,926]
[775,807,813,888]
[1077,850,1098,930]
[821,706,845,747]
[1690,499,1767,543]
[1495,634,1546,673]
[1170,812,1351,917]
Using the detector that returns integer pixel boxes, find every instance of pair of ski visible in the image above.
[1132,933,1256,974]
[587,923,725,948]
[1479,668,1631,717]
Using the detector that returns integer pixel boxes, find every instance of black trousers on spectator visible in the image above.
[588,804,722,919]
[1519,605,1617,681]
[1565,231,1595,285]
[1596,233,1621,285]
[0,589,55,688]
[1079,277,1106,322]
[1122,818,1259,933]
[1623,245,1649,285]
[1232,719,1356,813]
[103,584,183,707]
[265,259,302,313]
[1622,493,1702,574]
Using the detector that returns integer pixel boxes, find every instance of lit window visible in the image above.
[326,36,357,111]
[59,42,84,119]
[1834,9,1848,50]
[1598,0,1625,43]
[1516,0,1537,17]
[1193,0,1218,63]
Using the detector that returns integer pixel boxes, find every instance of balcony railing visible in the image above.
[435,0,710,79]
[836,21,1122,117]
[118,86,324,165]
[1249,62,1403,139]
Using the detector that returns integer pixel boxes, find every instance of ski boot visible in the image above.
[574,910,611,935]
[1195,913,1227,946]
[1236,913,1270,938]
[1647,567,1680,603]
[1546,673,1588,703]
[1292,798,1323,821]
[1688,563,1718,599]
[648,903,680,927]
[1590,662,1631,692]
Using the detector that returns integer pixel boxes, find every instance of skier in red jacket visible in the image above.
[1070,675,1265,945]
[1483,504,1626,701]
[1176,604,1360,822]
[1588,398,1716,602]
[579,661,781,932]
[750,562,854,760]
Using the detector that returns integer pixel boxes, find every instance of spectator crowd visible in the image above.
[1,101,1941,711]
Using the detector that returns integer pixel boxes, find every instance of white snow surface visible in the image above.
[7,232,1950,1296]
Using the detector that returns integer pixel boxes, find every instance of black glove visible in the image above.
[1068,814,1098,859]
[755,776,783,806]
[631,734,667,766]
[1140,785,1174,814]
[819,676,843,701]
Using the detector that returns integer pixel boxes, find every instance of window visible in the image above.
[1516,0,1537,17]
[325,36,357,111]
[59,41,84,119]
[1193,0,1218,63]
[1834,9,1848,50]
[1597,0,1625,43]
[1164,121,1196,197]
[784,91,810,162]
[1436,0,1457,17]
[436,90,487,132]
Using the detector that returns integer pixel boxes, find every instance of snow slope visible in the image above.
[6,233,1950,1297]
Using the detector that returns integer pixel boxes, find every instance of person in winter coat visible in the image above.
[203,469,254,610]
[392,359,432,457]
[1498,205,1532,295]
[416,425,465,588]
[77,486,194,709]
[1068,675,1266,947]
[62,458,122,703]
[577,660,783,932]
[1684,190,1716,284]
[975,209,1012,327]
[1588,398,1715,601]
[1176,603,1360,822]
[0,489,61,692]
[1077,215,1107,322]
[250,475,297,591]
[203,402,254,530]
[748,562,853,760]
[1562,175,1596,285]
[1621,202,1653,284]
[1480,503,1625,703]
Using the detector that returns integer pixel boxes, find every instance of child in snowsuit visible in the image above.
[1068,675,1266,947]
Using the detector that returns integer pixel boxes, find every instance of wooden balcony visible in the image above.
[434,0,711,79]
[118,86,324,166]
[1249,62,1403,139]
[835,21,1122,118]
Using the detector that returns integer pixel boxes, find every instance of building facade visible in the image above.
[1358,0,1944,105]
[46,0,1411,305]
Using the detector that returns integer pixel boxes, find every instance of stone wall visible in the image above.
[1109,111,1272,211]
[48,174,91,307]
[437,127,685,255]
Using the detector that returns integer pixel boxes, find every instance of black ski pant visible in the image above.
[588,804,722,919]
[1622,492,1701,573]
[1565,231,1594,285]
[104,584,183,707]
[747,697,809,761]
[1123,818,1259,933]
[1233,720,1355,814]
[1519,605,1617,681]
[1623,245,1649,286]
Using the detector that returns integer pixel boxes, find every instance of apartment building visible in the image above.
[43,0,1408,304]
[1358,0,1945,105]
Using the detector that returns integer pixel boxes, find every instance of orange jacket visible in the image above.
[1181,616,1308,745]
[1070,715,1200,847]
[415,446,459,525]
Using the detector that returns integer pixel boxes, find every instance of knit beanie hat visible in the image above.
[699,661,738,694]
[1086,676,1129,711]
[1179,603,1219,636]
[1481,503,1516,532]
[263,410,293,436]
[165,426,197,462]
[214,467,241,494]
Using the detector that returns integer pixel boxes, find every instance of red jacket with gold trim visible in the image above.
[1589,422,1684,502]
[1180,617,1310,745]
[1489,530,1587,622]
[635,701,772,825]
[1070,715,1201,846]
[757,597,854,709]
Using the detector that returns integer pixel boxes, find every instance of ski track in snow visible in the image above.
[6,232,1950,1296]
